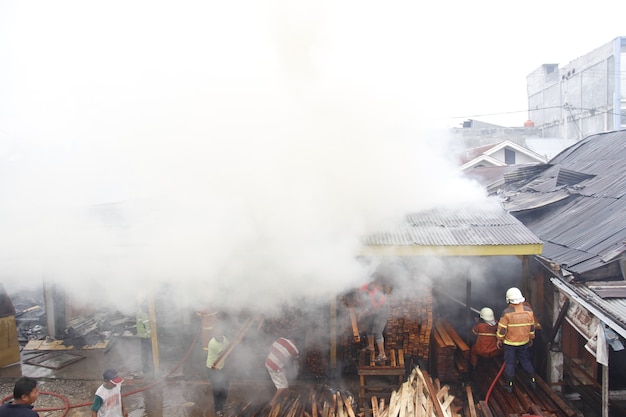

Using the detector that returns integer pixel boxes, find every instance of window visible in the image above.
[504,148,515,165]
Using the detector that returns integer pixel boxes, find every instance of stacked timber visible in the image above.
[262,307,330,379]
[431,319,469,383]
[472,358,582,417]
[341,288,433,374]
[370,366,461,417]
[221,366,459,417]
[305,343,330,380]
[384,288,433,361]
[223,386,360,417]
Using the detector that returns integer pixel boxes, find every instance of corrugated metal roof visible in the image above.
[502,164,554,188]
[498,129,626,276]
[361,206,543,256]
[552,278,626,340]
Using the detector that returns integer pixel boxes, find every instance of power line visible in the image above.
[449,105,624,121]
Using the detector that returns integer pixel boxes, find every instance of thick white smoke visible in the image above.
[0,1,488,313]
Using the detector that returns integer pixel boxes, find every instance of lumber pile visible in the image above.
[369,366,461,417]
[431,319,469,383]
[220,366,460,417]
[222,386,360,417]
[305,342,330,379]
[262,306,335,380]
[385,290,433,362]
[340,289,433,375]
[358,349,406,409]
[472,358,582,417]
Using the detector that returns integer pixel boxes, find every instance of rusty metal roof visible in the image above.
[361,205,543,256]
[498,129,626,278]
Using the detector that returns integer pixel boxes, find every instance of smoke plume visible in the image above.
[0,1,488,314]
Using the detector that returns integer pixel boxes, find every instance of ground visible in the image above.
[0,332,369,417]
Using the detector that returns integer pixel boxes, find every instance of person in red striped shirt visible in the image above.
[265,337,300,404]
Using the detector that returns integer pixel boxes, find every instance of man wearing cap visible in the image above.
[91,369,128,417]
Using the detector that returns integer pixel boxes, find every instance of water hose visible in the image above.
[484,361,506,405]
[1,391,70,417]
[484,362,541,417]
[1,331,200,416]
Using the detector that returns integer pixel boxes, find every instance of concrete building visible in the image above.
[527,37,626,139]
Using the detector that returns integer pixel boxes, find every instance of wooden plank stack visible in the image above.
[370,366,461,417]
[220,366,459,417]
[222,386,360,417]
[358,349,406,411]
[340,287,433,374]
[431,319,469,383]
[472,358,582,417]
[384,288,433,362]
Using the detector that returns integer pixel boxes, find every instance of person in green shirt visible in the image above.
[206,325,230,417]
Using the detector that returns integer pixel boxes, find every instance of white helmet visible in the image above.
[506,287,525,304]
[479,307,495,322]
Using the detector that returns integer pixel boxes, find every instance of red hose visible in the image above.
[484,362,541,417]
[484,361,506,405]
[1,391,71,417]
[2,331,200,415]
[32,391,71,416]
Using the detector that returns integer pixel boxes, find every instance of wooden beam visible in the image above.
[148,294,160,378]
[465,385,477,417]
[331,297,337,370]
[212,316,259,369]
[478,401,495,417]
[349,308,360,342]
[422,370,447,417]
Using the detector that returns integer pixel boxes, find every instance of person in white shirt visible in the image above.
[91,369,127,417]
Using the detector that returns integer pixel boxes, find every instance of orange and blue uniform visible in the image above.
[471,321,501,367]
[497,303,536,383]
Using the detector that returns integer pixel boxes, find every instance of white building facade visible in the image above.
[527,37,626,139]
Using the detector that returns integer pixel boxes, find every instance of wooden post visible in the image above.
[521,255,530,298]
[602,364,609,417]
[349,308,361,342]
[465,277,472,341]
[331,296,337,371]
[148,294,160,378]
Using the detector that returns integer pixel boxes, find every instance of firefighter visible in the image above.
[470,307,501,370]
[496,287,537,393]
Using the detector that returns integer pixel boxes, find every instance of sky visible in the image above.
[0,1,624,314]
